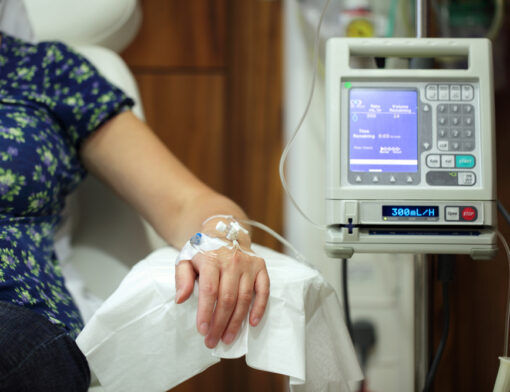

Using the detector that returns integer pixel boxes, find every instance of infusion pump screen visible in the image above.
[349,89,418,173]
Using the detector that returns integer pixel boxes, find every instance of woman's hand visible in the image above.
[175,248,269,348]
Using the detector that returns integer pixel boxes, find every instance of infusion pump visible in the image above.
[325,38,497,260]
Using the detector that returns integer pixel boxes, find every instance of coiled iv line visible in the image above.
[240,0,332,261]
[279,0,331,231]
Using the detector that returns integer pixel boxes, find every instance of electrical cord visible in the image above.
[342,258,353,340]
[422,255,454,392]
[497,200,510,357]
[487,0,505,41]
[498,201,510,228]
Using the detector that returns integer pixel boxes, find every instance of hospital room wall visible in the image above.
[121,0,287,391]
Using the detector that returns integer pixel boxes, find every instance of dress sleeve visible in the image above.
[42,41,135,148]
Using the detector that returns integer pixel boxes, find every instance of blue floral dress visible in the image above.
[0,32,134,338]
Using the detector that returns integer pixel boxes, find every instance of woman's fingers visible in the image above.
[250,266,270,326]
[174,260,196,303]
[196,257,220,337]
[221,273,253,344]
[183,249,269,348]
[204,266,240,348]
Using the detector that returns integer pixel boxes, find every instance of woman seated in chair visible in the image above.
[0,31,269,392]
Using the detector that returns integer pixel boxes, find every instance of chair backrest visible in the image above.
[23,0,142,52]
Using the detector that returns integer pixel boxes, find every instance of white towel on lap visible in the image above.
[76,245,363,392]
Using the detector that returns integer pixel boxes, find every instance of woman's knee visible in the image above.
[0,301,90,392]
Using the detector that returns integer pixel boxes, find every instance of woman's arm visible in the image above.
[80,110,269,348]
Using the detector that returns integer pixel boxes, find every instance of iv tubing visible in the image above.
[279,0,331,231]
[240,218,307,263]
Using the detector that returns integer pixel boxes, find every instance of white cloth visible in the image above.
[76,245,363,392]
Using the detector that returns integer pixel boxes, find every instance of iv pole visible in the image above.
[413,1,430,391]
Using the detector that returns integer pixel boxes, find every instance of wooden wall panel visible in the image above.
[122,0,226,69]
[135,73,226,192]
[226,0,284,249]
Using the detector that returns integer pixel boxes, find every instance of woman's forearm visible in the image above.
[81,110,249,248]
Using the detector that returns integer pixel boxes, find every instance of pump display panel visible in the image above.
[324,38,497,260]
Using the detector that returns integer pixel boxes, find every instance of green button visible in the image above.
[456,155,475,168]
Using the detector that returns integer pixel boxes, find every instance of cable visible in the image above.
[279,0,331,231]
[342,258,353,340]
[496,201,510,357]
[497,230,510,358]
[498,201,510,227]
[422,255,454,392]
[423,281,450,391]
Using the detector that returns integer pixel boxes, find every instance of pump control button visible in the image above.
[445,207,460,221]
[462,141,475,151]
[461,207,477,221]
[426,85,438,100]
[438,140,449,151]
[441,155,455,168]
[464,104,473,113]
[450,85,461,100]
[439,85,450,100]
[458,172,476,186]
[462,85,474,101]
[456,155,475,168]
[426,155,441,168]
[426,171,459,186]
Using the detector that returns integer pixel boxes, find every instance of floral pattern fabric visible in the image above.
[0,32,134,338]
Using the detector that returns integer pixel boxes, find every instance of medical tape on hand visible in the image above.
[175,233,228,265]
[175,227,258,266]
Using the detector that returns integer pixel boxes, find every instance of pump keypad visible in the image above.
[436,104,475,152]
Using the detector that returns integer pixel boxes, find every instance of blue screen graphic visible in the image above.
[349,89,418,173]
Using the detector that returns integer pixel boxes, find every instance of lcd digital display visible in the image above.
[382,206,439,218]
[349,89,418,173]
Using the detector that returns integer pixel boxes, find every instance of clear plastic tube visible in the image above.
[279,0,332,231]
[497,230,510,357]
[240,218,307,263]
[487,0,504,41]
[202,215,308,264]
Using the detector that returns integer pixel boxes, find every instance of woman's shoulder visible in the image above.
[1,31,84,70]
